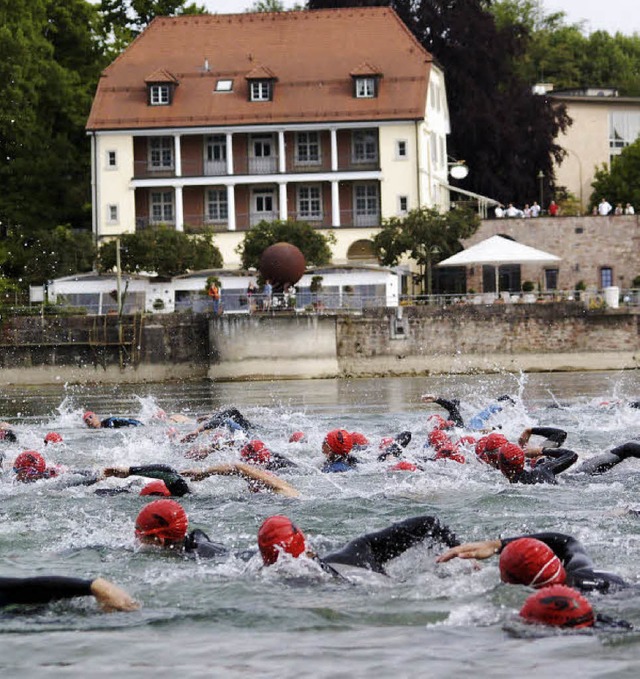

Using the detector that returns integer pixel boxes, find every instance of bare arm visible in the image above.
[90,578,139,612]
[436,539,502,563]
[181,463,300,498]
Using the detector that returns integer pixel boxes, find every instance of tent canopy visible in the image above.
[436,235,561,293]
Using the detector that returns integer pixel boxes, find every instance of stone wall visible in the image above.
[467,215,640,291]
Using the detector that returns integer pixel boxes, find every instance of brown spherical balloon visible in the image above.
[259,243,306,285]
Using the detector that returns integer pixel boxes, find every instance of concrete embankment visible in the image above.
[0,304,638,385]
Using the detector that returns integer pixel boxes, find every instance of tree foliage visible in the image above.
[372,207,480,268]
[589,140,640,212]
[237,220,336,270]
[98,228,223,277]
[1,226,96,286]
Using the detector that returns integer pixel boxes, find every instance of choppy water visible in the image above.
[2,371,640,677]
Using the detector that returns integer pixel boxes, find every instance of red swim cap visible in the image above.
[458,435,476,446]
[519,585,594,628]
[135,499,188,544]
[324,429,353,456]
[427,414,454,430]
[82,411,96,422]
[289,431,305,443]
[498,443,525,475]
[378,436,394,451]
[434,446,466,464]
[428,429,451,451]
[500,538,566,588]
[13,451,46,474]
[44,432,63,445]
[389,461,418,472]
[258,515,307,565]
[350,432,370,448]
[240,440,271,464]
[485,432,508,451]
[140,480,172,497]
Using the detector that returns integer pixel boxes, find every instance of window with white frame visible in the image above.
[206,189,228,222]
[398,196,408,214]
[297,185,322,220]
[355,77,376,98]
[352,130,378,163]
[354,183,379,225]
[149,137,173,170]
[296,132,320,164]
[107,204,119,223]
[106,150,117,169]
[150,84,170,105]
[250,80,271,101]
[150,191,174,223]
[215,79,233,92]
[396,140,408,160]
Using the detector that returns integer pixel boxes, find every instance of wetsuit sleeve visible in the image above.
[46,470,101,489]
[0,576,93,607]
[129,464,190,496]
[267,454,298,470]
[184,529,229,558]
[322,516,459,574]
[529,427,567,447]
[202,408,252,432]
[433,399,464,428]
[468,404,502,430]
[575,442,640,475]
[101,417,143,428]
[532,449,578,478]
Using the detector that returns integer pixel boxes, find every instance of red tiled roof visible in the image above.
[87,7,433,131]
[349,61,382,77]
[144,67,179,84]
[245,64,278,80]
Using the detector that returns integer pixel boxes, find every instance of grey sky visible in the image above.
[203,0,640,35]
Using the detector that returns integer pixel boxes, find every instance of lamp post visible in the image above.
[537,170,544,209]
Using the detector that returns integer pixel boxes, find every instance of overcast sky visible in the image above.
[203,0,640,35]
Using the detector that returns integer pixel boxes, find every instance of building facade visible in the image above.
[87,8,451,268]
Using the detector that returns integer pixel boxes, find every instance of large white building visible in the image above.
[86,7,452,269]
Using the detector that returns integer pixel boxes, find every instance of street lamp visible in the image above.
[537,170,544,209]
[448,160,469,180]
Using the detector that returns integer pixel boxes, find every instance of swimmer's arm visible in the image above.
[181,463,300,498]
[518,428,533,448]
[436,539,502,563]
[90,578,140,612]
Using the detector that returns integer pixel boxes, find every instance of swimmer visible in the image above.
[0,575,138,611]
[350,432,371,451]
[258,514,460,577]
[437,533,628,593]
[134,499,228,558]
[181,407,253,443]
[377,431,412,462]
[321,429,359,473]
[181,462,300,498]
[44,432,63,446]
[518,584,632,631]
[573,441,640,475]
[83,411,143,429]
[0,421,18,443]
[497,443,577,484]
[421,394,515,431]
[239,439,298,471]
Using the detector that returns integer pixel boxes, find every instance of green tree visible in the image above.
[237,220,335,270]
[98,228,223,277]
[589,139,640,212]
[373,207,480,292]
[1,225,96,286]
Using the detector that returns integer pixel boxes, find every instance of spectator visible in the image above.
[625,203,635,215]
[208,280,221,316]
[523,204,531,218]
[494,204,505,219]
[247,280,258,313]
[548,200,559,217]
[505,203,523,218]
[262,280,273,312]
[530,201,540,217]
[614,203,623,215]
[598,198,612,216]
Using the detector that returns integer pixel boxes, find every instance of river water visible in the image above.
[2,371,640,677]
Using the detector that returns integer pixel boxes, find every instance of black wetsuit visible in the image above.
[265,453,298,471]
[128,464,190,496]
[183,529,228,558]
[500,532,628,593]
[0,576,94,607]
[100,417,143,428]
[377,431,412,462]
[508,448,578,484]
[528,427,568,448]
[574,442,640,475]
[202,408,253,433]
[432,398,465,428]
[320,515,459,576]
[0,429,17,443]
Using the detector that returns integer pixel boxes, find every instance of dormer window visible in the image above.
[355,77,377,99]
[150,84,170,105]
[350,62,382,99]
[245,65,277,103]
[144,68,179,106]
[250,80,272,102]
